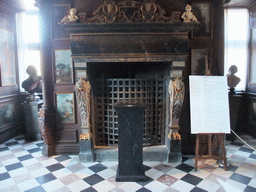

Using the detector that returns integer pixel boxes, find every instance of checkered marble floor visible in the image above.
[1,134,256,192]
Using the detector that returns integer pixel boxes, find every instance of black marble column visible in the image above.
[114,104,146,182]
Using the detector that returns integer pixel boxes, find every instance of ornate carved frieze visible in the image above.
[72,0,181,23]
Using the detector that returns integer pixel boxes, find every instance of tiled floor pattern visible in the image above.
[1,134,256,192]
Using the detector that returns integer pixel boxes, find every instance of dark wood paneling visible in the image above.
[0,1,24,143]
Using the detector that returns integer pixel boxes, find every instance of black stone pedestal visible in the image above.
[168,140,182,163]
[79,139,95,162]
[114,105,146,182]
[22,101,42,141]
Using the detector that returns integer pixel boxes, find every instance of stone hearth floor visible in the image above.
[1,134,256,192]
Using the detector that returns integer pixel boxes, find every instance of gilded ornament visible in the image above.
[80,133,92,140]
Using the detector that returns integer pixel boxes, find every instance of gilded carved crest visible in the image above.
[86,0,180,23]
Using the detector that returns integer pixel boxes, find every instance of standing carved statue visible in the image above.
[181,4,198,23]
[168,77,185,140]
[75,78,91,140]
[75,78,95,162]
[60,8,79,24]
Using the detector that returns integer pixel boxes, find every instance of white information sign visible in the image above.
[189,76,231,134]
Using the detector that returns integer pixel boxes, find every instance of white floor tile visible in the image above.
[42,179,65,192]
[67,180,90,192]
[17,178,40,191]
[93,180,116,192]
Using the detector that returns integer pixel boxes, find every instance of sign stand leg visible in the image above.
[194,133,227,171]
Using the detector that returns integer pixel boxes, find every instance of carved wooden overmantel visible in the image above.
[61,0,199,63]
[60,0,198,162]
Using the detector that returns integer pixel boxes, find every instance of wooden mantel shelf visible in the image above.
[62,22,199,34]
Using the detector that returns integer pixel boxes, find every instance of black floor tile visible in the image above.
[88,163,108,173]
[36,142,44,147]
[137,187,152,192]
[81,187,98,192]
[18,154,34,161]
[238,147,254,153]
[143,165,151,172]
[227,164,239,172]
[46,163,65,172]
[249,154,256,159]
[229,173,251,185]
[28,147,41,153]
[5,162,24,171]
[0,146,8,152]
[190,187,208,192]
[175,164,194,173]
[136,176,154,186]
[181,174,203,186]
[54,155,71,162]
[25,186,46,192]
[36,173,57,185]
[244,185,256,192]
[230,142,243,146]
[0,172,10,181]
[5,141,19,146]
[83,174,104,185]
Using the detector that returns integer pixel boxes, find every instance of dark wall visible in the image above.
[0,1,25,143]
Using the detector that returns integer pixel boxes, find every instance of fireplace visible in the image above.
[88,62,169,147]
[63,0,198,162]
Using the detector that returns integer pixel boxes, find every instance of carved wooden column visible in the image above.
[75,78,95,162]
[168,77,185,163]
[35,0,56,156]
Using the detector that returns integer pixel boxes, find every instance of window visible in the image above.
[224,9,249,91]
[16,0,40,92]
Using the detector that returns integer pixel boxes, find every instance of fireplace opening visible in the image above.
[88,62,171,147]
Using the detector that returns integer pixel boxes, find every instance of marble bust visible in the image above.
[227,65,241,88]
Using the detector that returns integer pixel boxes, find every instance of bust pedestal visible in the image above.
[114,104,146,182]
[22,100,43,141]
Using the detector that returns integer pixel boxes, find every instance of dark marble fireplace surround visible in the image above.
[63,8,197,162]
